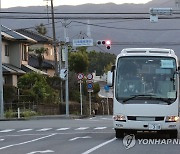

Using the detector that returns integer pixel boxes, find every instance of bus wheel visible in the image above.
[115,129,124,138]
[169,130,178,139]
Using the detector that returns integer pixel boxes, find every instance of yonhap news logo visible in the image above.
[123,134,180,149]
[123,134,136,149]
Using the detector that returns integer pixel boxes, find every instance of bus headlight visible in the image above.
[113,114,126,122]
[165,116,179,122]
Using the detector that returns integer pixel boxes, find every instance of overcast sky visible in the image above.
[1,0,152,8]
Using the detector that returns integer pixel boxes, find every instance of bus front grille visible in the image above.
[127,116,164,121]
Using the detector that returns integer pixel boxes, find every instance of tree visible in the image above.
[88,51,116,75]
[18,72,59,104]
[29,47,48,70]
[69,51,89,73]
[35,23,48,35]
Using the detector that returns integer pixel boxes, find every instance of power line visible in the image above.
[0,11,150,15]
[2,16,180,20]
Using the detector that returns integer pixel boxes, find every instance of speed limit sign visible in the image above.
[86,73,93,80]
[77,73,84,80]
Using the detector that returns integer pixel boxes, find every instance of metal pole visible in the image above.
[89,92,91,115]
[80,81,83,115]
[106,92,109,115]
[0,0,4,118]
[58,44,63,113]
[63,20,69,116]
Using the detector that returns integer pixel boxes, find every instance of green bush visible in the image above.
[21,110,37,118]
[5,110,15,118]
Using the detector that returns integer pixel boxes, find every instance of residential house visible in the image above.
[16,29,58,77]
[1,25,37,87]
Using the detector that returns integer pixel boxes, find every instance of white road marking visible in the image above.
[69,136,91,141]
[81,138,116,154]
[0,139,4,141]
[75,127,89,130]
[0,134,56,150]
[56,128,70,131]
[94,127,107,130]
[26,150,54,154]
[101,118,112,120]
[17,129,33,132]
[36,128,52,132]
[0,129,14,133]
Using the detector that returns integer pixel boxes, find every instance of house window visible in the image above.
[5,45,9,56]
[22,44,27,61]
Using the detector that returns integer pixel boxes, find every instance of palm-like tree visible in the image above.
[35,23,47,35]
[29,47,48,70]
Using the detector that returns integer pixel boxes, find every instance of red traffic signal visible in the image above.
[96,40,111,50]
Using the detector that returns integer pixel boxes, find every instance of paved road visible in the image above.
[0,116,180,154]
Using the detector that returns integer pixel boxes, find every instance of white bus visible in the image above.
[107,48,180,138]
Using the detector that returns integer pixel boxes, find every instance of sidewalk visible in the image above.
[0,114,90,121]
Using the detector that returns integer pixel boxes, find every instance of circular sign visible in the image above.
[77,73,84,80]
[86,73,93,80]
[87,83,93,89]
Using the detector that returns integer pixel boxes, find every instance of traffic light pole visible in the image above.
[63,19,69,116]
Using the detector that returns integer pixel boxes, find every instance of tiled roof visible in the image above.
[21,64,48,75]
[1,25,36,43]
[3,64,26,74]
[28,55,55,69]
[16,29,53,43]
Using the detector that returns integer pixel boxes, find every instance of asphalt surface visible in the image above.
[0,116,180,154]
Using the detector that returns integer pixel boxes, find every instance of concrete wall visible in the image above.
[9,43,21,68]
[2,41,10,64]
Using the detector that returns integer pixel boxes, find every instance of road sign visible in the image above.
[87,83,93,89]
[87,82,93,92]
[104,85,110,92]
[60,69,67,80]
[73,39,93,47]
[86,73,93,80]
[77,73,84,80]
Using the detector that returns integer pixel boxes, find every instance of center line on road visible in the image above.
[0,129,14,133]
[26,150,54,154]
[94,127,107,130]
[17,129,33,132]
[36,128,52,132]
[56,128,70,131]
[81,137,116,154]
[69,136,91,141]
[75,127,89,130]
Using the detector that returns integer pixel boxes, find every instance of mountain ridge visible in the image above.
[2,0,180,57]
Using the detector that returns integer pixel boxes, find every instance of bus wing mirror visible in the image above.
[107,65,115,86]
[107,71,113,86]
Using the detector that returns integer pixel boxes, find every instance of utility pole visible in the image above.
[43,0,58,75]
[63,20,69,116]
[0,0,4,118]
[49,0,58,76]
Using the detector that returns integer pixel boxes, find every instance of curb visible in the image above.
[0,115,90,121]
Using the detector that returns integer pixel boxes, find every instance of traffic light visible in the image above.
[60,68,67,80]
[96,40,111,50]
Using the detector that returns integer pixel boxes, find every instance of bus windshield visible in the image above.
[115,56,177,104]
